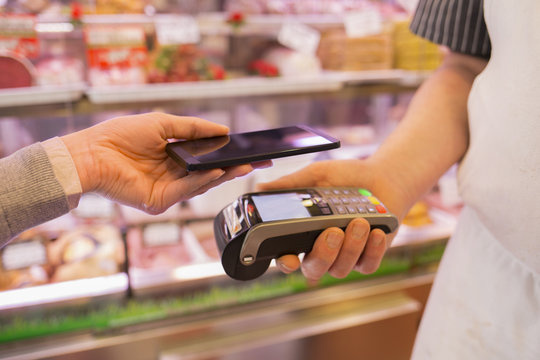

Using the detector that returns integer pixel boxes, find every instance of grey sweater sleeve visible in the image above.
[0,143,70,247]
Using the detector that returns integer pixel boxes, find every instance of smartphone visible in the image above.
[166,125,340,171]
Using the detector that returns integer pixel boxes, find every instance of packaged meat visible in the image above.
[47,224,125,283]
[0,231,50,291]
[35,56,85,86]
[126,223,191,270]
[0,52,35,89]
[84,25,148,86]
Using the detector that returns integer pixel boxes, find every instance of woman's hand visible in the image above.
[62,112,269,214]
[257,159,405,283]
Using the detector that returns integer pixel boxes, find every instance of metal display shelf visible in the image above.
[0,83,86,108]
[36,12,345,36]
[0,273,128,312]
[85,74,345,104]
[85,70,426,104]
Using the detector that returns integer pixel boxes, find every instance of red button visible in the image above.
[376,205,387,213]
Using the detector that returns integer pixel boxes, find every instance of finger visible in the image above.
[355,229,387,274]
[154,113,230,140]
[327,218,370,278]
[250,160,273,169]
[276,254,301,274]
[184,164,254,198]
[301,228,344,282]
[165,168,226,205]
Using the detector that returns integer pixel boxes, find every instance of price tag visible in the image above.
[2,240,47,271]
[156,15,200,45]
[344,9,384,38]
[277,22,320,55]
[143,223,181,247]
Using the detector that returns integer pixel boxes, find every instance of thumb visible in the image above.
[256,166,316,191]
[154,113,230,140]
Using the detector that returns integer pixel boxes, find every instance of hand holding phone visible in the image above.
[166,125,340,171]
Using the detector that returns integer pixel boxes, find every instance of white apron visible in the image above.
[412,1,540,358]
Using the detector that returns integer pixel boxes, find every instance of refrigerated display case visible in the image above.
[0,2,456,359]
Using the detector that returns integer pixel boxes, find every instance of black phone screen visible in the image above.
[166,125,340,171]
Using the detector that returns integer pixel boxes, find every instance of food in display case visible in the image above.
[35,56,85,85]
[0,13,40,88]
[126,222,191,270]
[0,52,35,88]
[84,24,148,86]
[392,19,443,71]
[147,44,226,83]
[47,224,125,282]
[317,28,393,71]
[0,231,50,291]
[402,201,433,227]
[0,219,125,290]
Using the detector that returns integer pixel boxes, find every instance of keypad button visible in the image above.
[330,197,341,204]
[356,206,367,213]
[360,197,370,204]
[358,189,372,197]
[341,197,350,204]
[376,205,387,214]
[333,189,342,195]
[368,196,380,205]
[320,207,332,215]
[341,189,351,195]
[321,189,332,195]
[336,206,347,214]
[350,197,361,203]
[346,206,357,214]
[366,205,377,213]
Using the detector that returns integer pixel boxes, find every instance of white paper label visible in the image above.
[143,223,181,247]
[277,22,320,55]
[2,240,47,271]
[156,15,200,45]
[344,9,383,38]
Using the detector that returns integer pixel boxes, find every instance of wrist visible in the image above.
[61,130,99,193]
[361,157,415,221]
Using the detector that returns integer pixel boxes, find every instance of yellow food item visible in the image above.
[403,201,432,227]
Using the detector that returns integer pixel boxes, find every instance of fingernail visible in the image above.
[352,222,367,239]
[212,170,225,180]
[326,231,342,249]
[372,232,385,247]
[277,261,293,273]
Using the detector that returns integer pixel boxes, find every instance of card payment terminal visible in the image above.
[214,187,398,280]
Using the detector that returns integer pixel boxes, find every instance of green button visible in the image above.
[358,189,372,196]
